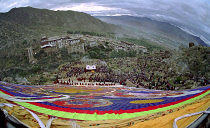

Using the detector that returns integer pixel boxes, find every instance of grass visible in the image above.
[121,38,167,51]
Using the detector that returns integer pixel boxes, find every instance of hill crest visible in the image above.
[0,7,120,47]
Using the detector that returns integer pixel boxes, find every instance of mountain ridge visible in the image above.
[0,7,121,47]
[96,15,208,48]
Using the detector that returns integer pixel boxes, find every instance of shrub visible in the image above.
[176,76,182,84]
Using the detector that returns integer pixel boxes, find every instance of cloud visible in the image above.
[88,0,210,45]
[53,3,119,12]
[0,0,29,12]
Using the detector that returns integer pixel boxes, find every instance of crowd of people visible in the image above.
[56,51,205,90]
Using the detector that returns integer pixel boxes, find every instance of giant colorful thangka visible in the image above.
[0,81,210,128]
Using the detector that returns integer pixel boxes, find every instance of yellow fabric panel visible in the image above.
[130,99,164,104]
[129,96,210,128]
[176,98,209,128]
[51,118,72,126]
[38,114,49,126]
[0,97,9,103]
[55,88,103,93]
[2,105,40,128]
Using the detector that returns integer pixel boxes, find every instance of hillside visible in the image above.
[0,19,40,47]
[96,16,207,49]
[0,7,121,47]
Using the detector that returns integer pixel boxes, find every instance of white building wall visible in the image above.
[57,40,64,48]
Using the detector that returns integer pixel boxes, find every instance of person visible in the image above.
[166,83,170,90]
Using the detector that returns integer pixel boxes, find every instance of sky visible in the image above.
[0,0,210,45]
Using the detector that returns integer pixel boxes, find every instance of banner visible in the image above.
[86,65,96,70]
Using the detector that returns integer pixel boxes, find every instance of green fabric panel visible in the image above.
[115,114,121,119]
[0,91,10,95]
[96,113,109,120]
[44,110,59,115]
[0,91,5,94]
[127,113,137,118]
[84,113,97,120]
[52,111,67,117]
[12,90,209,120]
[107,113,121,119]
[107,113,115,119]
[133,111,147,117]
[62,112,76,118]
[73,113,87,120]
[14,102,24,105]
[151,109,160,113]
[38,108,51,113]
[19,104,33,107]
[30,106,43,110]
[120,113,133,119]
[33,107,47,112]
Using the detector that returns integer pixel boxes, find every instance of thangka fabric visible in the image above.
[0,81,210,127]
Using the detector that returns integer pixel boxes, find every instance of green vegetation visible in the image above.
[179,46,210,79]
[39,75,47,85]
[122,38,167,51]
[87,45,108,59]
[109,50,137,58]
[0,7,208,87]
[0,43,79,83]
[175,76,183,84]
[22,40,28,45]
[67,31,105,36]
[87,44,137,59]
[0,7,119,48]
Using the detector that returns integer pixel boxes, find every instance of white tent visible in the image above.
[86,65,96,70]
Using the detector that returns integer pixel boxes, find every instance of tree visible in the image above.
[67,31,74,34]
[98,51,106,59]
[110,51,118,58]
[118,50,126,57]
[88,51,97,59]
[60,47,68,57]
[31,66,41,74]
[105,48,112,52]
[39,75,47,85]
[127,50,136,57]
[16,43,19,48]
[22,40,27,45]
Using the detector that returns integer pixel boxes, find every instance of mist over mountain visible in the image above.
[0,7,120,47]
[96,15,208,49]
